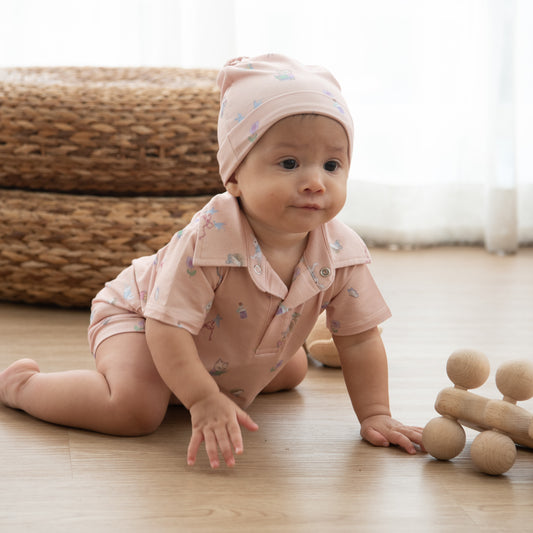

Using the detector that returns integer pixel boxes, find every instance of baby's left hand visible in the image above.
[360,415,425,455]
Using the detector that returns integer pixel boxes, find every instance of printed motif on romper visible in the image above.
[251,238,263,261]
[277,312,301,349]
[197,207,225,239]
[270,360,283,373]
[209,358,229,376]
[201,314,222,341]
[276,302,289,316]
[133,319,145,332]
[226,253,244,266]
[186,256,196,277]
[123,286,134,301]
[330,319,340,334]
[347,287,359,298]
[274,69,295,81]
[236,302,248,319]
[329,240,343,253]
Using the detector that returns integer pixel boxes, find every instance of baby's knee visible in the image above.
[127,406,166,435]
[111,391,168,436]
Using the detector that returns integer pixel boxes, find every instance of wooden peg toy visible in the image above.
[305,315,383,369]
[304,313,341,368]
[422,349,533,475]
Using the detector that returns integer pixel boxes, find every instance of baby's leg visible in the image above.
[262,347,308,393]
[0,332,171,436]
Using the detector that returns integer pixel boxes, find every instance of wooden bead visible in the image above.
[422,416,466,460]
[470,430,517,475]
[495,360,533,402]
[446,349,490,389]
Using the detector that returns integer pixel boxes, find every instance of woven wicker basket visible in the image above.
[0,66,226,307]
[0,189,210,307]
[0,67,224,196]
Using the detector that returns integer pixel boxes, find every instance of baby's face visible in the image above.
[226,115,350,243]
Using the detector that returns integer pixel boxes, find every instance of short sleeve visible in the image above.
[142,229,220,334]
[325,263,391,336]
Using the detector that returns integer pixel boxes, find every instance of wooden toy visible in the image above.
[304,313,341,368]
[422,349,533,475]
[304,315,384,369]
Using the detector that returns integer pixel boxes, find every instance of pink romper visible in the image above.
[88,193,391,408]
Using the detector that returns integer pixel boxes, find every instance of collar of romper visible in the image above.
[192,192,371,301]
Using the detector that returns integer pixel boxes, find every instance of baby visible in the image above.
[0,54,423,468]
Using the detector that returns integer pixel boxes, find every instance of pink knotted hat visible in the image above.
[216,53,354,186]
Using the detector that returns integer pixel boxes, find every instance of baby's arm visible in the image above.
[333,327,423,454]
[145,318,258,468]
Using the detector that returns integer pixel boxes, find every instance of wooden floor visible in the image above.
[1,246,532,532]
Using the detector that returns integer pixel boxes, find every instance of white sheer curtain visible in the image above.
[1,0,532,252]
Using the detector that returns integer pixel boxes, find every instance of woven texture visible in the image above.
[0,189,210,307]
[0,67,224,196]
[0,66,224,307]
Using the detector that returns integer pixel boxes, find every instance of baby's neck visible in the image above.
[259,234,308,288]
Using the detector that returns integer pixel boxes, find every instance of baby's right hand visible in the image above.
[187,392,259,468]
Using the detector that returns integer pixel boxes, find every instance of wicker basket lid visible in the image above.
[0,67,224,196]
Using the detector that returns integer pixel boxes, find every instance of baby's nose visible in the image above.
[301,168,326,193]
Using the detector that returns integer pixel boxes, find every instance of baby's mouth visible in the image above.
[295,204,321,210]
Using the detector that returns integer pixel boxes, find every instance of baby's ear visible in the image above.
[225,175,241,197]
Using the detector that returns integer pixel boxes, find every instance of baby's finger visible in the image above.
[187,430,204,466]
[215,426,236,467]
[236,409,259,432]
[227,418,245,456]
[387,430,417,455]
[403,426,424,444]
[203,428,221,469]
[399,426,425,451]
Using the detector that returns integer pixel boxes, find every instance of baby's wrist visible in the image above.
[358,407,392,424]
[181,383,220,410]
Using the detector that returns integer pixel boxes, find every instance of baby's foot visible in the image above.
[0,359,40,409]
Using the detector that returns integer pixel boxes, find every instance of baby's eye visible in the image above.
[280,159,298,170]
[324,160,339,172]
